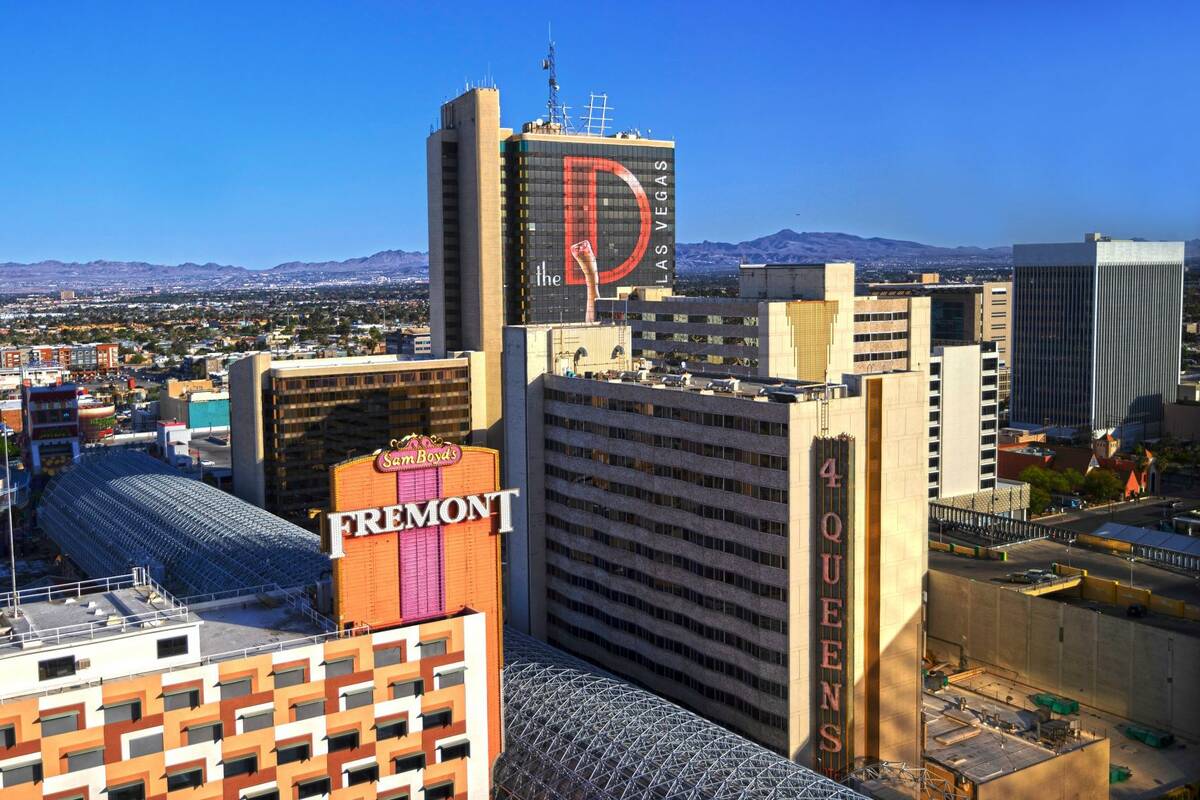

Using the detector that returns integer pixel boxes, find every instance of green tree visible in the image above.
[1028,486,1052,515]
[1081,469,1123,503]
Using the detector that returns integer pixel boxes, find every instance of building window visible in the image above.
[276,742,310,765]
[166,768,204,792]
[157,636,189,659]
[0,725,14,749]
[128,732,163,758]
[66,747,104,772]
[241,710,274,733]
[390,679,423,699]
[418,640,446,658]
[346,765,378,786]
[376,718,406,740]
[293,699,325,721]
[425,782,454,800]
[163,688,200,711]
[223,754,257,778]
[422,709,452,729]
[1,761,42,788]
[273,666,306,688]
[243,790,278,800]
[373,646,402,667]
[393,753,425,774]
[185,722,222,745]
[104,700,141,725]
[327,731,359,752]
[40,711,79,736]
[324,657,355,677]
[342,688,373,711]
[436,669,465,690]
[38,656,76,681]
[378,792,409,800]
[295,778,330,800]
[439,741,470,762]
[220,678,252,700]
[107,781,145,800]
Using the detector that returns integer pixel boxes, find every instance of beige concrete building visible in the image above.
[229,353,487,528]
[503,323,928,773]
[927,344,1000,500]
[595,263,931,381]
[865,278,1013,401]
[427,87,675,448]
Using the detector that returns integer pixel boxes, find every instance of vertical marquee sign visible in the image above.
[814,434,854,778]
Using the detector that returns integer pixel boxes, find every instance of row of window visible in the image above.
[547,616,788,734]
[853,311,910,322]
[853,350,908,363]
[546,465,787,537]
[543,414,788,470]
[545,486,786,569]
[544,388,787,437]
[544,536,786,634]
[544,439,787,504]
[852,331,908,343]
[546,565,784,665]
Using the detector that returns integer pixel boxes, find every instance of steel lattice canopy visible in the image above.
[495,630,867,800]
[38,450,330,596]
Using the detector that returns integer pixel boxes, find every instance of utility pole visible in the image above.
[1,424,17,618]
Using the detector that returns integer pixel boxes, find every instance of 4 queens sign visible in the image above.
[814,435,854,778]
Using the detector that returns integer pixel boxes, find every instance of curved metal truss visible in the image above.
[39,451,330,595]
[494,630,866,800]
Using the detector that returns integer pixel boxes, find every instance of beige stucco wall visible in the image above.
[937,345,983,498]
[928,570,1200,739]
[973,737,1109,800]
[787,370,927,768]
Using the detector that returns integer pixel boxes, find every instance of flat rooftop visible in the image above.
[0,573,326,665]
[923,691,1070,782]
[557,368,850,403]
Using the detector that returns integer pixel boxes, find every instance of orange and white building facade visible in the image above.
[0,436,511,800]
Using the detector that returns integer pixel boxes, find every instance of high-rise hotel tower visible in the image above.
[427,88,675,444]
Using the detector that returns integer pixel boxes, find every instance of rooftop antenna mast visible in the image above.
[583,92,611,137]
[542,27,561,126]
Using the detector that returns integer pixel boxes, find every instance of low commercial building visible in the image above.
[505,321,929,774]
[76,395,116,443]
[0,343,119,373]
[21,383,80,476]
[229,353,488,528]
[922,688,1109,799]
[160,379,231,430]
[386,328,432,358]
[0,366,69,394]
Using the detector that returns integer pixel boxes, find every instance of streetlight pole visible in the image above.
[1,424,17,618]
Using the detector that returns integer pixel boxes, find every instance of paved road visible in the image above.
[1039,496,1198,534]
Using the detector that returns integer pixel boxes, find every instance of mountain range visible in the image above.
[2,232,1196,293]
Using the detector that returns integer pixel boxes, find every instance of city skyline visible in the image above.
[2,1,1198,267]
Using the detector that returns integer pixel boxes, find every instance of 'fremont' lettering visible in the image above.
[327,488,520,558]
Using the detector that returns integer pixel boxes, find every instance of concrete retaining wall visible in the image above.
[928,570,1200,739]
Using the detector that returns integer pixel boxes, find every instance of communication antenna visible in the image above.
[583,92,612,137]
[542,28,561,127]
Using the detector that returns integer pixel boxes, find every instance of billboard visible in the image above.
[508,138,675,324]
[325,434,514,632]
[813,435,855,779]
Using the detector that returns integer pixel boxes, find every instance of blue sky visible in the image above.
[1,1,1197,267]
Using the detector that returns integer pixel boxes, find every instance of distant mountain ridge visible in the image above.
[0,249,428,293]
[2,234,1195,293]
[676,229,1013,273]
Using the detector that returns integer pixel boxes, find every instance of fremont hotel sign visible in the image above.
[814,435,854,778]
[326,436,519,559]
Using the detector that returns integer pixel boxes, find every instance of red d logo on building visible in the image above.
[562,156,652,287]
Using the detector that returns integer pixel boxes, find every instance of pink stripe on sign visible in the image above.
[398,468,445,620]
